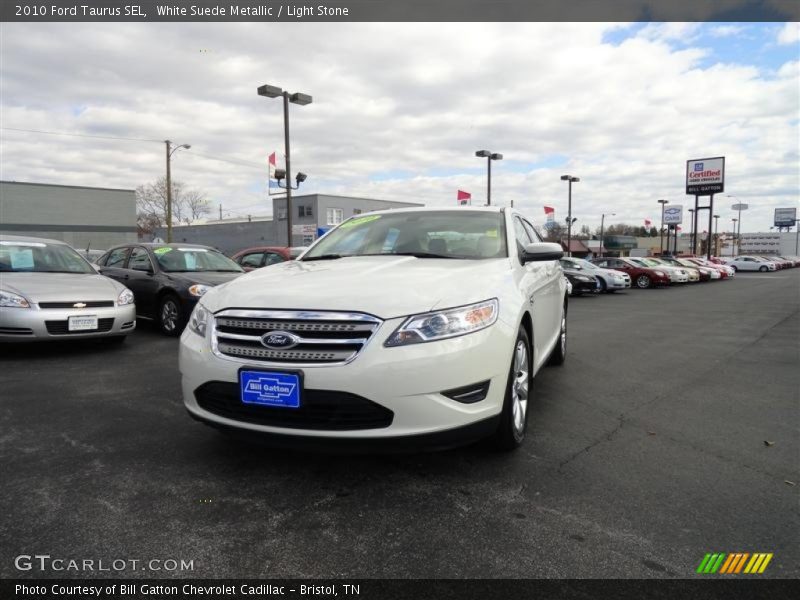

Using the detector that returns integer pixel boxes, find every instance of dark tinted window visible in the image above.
[105,247,130,268]
[129,247,153,271]
[239,252,264,268]
[264,252,286,266]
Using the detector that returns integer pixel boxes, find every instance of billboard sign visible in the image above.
[663,205,683,225]
[774,207,797,227]
[686,157,725,195]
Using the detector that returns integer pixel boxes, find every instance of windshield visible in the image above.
[561,258,597,270]
[0,241,94,274]
[302,211,508,260]
[153,247,243,272]
[638,258,661,267]
[678,259,697,267]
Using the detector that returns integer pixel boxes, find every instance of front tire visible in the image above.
[759,265,768,272]
[158,294,184,336]
[598,278,608,293]
[547,301,567,367]
[493,326,532,451]
[636,274,652,289]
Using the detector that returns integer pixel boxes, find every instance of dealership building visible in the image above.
[152,194,423,255]
[0,180,137,250]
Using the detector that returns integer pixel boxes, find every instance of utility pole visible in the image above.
[165,141,172,243]
[219,204,223,220]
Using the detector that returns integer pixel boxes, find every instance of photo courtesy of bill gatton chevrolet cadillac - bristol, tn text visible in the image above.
[179,207,568,451]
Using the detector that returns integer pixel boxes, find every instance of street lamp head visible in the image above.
[289,92,313,105]
[560,175,571,181]
[490,153,503,161]
[475,150,491,158]
[257,84,283,98]
[274,168,286,181]
[713,214,720,218]
[295,172,308,183]
[180,144,191,150]
[658,199,668,204]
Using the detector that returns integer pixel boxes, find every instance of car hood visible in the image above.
[0,272,124,303]
[593,267,627,278]
[202,256,511,319]
[163,271,244,286]
[563,268,595,279]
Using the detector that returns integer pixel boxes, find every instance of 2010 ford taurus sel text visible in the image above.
[179,207,567,451]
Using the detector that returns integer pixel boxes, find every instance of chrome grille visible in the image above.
[212,310,382,365]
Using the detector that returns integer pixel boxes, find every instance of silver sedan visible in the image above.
[0,235,136,342]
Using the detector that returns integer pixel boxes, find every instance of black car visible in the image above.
[96,243,244,335]
[562,267,600,296]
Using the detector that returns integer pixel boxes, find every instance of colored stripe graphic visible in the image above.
[697,554,712,573]
[719,554,736,573]
[758,554,773,573]
[699,552,773,574]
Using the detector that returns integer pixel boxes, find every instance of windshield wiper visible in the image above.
[302,254,347,261]
[387,252,461,259]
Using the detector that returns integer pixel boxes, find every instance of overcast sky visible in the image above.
[1,22,798,232]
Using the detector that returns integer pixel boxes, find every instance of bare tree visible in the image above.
[136,176,210,235]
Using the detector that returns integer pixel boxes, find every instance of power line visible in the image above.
[1,127,162,143]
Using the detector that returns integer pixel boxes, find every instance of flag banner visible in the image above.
[544,206,555,215]
[457,190,471,205]
[645,219,652,227]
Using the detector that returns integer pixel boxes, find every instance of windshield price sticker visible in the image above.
[340,215,382,229]
[153,247,172,255]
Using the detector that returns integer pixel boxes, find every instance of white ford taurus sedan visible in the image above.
[179,207,567,451]
[0,235,136,342]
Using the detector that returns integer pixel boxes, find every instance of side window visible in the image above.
[128,247,153,271]
[239,252,264,268]
[594,260,609,268]
[513,218,533,246]
[95,252,110,266]
[264,252,286,266]
[105,247,129,268]
[521,219,542,242]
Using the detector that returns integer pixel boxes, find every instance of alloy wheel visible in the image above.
[161,300,179,333]
[511,340,529,434]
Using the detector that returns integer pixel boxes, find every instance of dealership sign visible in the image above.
[774,207,797,227]
[663,205,683,225]
[686,157,725,195]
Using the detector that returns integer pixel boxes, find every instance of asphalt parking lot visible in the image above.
[1,270,798,579]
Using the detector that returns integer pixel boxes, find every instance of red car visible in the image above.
[230,246,305,272]
[590,257,671,289]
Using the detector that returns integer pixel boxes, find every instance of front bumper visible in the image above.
[0,304,136,341]
[606,276,630,289]
[180,314,514,440]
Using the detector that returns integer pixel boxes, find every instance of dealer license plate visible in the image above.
[68,315,98,331]
[240,371,301,408]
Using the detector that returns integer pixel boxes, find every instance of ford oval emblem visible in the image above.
[261,331,301,350]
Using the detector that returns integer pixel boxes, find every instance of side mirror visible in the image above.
[522,242,563,263]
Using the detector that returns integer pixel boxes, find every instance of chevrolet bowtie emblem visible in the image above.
[73,302,87,308]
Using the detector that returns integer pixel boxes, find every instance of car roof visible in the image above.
[352,205,505,217]
[112,242,218,250]
[0,233,69,245]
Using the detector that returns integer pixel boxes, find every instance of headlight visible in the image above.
[188,302,210,337]
[188,284,212,297]
[116,288,134,306]
[654,271,665,277]
[0,290,30,308]
[384,299,498,347]
[575,275,591,281]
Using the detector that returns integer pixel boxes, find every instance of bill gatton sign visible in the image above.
[686,157,725,195]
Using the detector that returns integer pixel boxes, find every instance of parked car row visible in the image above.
[719,255,800,272]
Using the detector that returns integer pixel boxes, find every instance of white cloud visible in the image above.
[777,22,800,45]
[709,25,745,38]
[0,22,797,233]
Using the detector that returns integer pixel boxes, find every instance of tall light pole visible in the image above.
[731,218,738,257]
[688,208,696,255]
[713,214,720,257]
[475,150,503,205]
[560,175,580,256]
[728,194,747,256]
[658,199,668,255]
[164,140,191,243]
[258,84,312,246]
[599,212,615,259]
